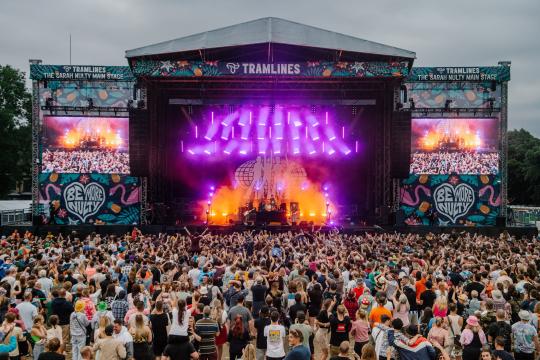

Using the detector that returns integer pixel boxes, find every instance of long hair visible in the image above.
[231,315,244,338]
[242,344,256,360]
[98,316,110,331]
[133,314,146,342]
[177,299,187,326]
[210,299,224,326]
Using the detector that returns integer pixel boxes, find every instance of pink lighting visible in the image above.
[185,105,358,158]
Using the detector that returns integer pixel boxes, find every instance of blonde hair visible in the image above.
[434,296,448,310]
[242,344,256,360]
[132,315,147,342]
[210,299,224,326]
[98,316,110,330]
[356,309,368,321]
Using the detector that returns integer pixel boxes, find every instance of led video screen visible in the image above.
[410,118,499,175]
[41,116,129,174]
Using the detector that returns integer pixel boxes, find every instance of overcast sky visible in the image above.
[1,0,539,135]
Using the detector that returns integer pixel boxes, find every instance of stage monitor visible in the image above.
[410,118,499,175]
[41,116,130,174]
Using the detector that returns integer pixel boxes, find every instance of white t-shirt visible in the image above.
[16,301,38,329]
[264,324,286,358]
[188,268,201,287]
[168,308,192,336]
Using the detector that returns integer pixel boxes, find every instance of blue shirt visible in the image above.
[512,322,537,354]
[284,345,311,360]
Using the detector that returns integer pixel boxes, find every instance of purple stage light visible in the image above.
[204,113,220,140]
[325,126,337,141]
[181,141,184,152]
[355,140,359,153]
[188,149,195,155]
[186,105,358,159]
[221,125,232,140]
[273,109,283,126]
[258,106,270,126]
[239,141,250,155]
[272,139,281,154]
[305,112,319,127]
[258,138,268,154]
[306,141,316,155]
[309,127,320,141]
[238,110,249,127]
[240,118,251,140]
[223,140,238,155]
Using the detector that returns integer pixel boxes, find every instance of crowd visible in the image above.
[0,228,539,360]
[410,152,499,175]
[41,150,130,174]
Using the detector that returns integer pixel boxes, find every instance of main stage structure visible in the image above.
[29,18,511,229]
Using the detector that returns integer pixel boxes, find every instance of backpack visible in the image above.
[224,287,239,308]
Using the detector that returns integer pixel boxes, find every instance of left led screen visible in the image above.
[41,116,129,174]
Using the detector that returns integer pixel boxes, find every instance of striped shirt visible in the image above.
[194,317,219,355]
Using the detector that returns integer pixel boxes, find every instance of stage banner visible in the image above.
[399,174,500,226]
[130,60,410,78]
[30,65,134,81]
[408,66,510,82]
[406,82,502,109]
[38,173,140,225]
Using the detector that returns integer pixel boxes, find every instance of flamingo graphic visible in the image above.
[400,185,431,206]
[39,184,61,204]
[479,185,501,206]
[109,184,140,205]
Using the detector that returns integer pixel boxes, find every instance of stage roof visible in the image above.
[126,17,416,60]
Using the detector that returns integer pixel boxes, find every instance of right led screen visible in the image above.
[410,118,499,175]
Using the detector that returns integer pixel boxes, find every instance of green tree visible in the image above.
[0,65,32,198]
[507,129,540,205]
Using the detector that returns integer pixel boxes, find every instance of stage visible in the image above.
[30,18,510,229]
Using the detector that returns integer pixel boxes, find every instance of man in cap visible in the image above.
[512,310,539,360]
